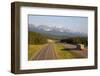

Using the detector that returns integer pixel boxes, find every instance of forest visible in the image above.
[60,37,88,46]
[28,31,88,47]
[28,32,48,45]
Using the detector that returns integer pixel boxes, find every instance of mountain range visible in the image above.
[28,24,87,38]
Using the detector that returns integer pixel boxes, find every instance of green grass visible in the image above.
[54,43,82,59]
[28,44,46,60]
[28,43,84,60]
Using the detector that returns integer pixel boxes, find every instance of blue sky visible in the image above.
[28,15,88,34]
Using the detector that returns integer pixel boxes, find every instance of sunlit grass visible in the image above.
[28,44,46,60]
[54,43,82,59]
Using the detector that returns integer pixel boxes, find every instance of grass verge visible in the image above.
[54,43,82,59]
[28,44,46,60]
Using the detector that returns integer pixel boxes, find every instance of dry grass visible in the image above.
[28,44,46,60]
[54,43,82,59]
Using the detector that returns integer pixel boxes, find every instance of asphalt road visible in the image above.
[33,43,58,60]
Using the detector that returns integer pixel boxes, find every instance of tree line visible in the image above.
[28,32,48,45]
[60,37,88,46]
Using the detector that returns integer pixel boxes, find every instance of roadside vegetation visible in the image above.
[28,31,48,60]
[54,43,83,59]
[28,44,47,60]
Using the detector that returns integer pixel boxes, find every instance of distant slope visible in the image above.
[28,31,48,45]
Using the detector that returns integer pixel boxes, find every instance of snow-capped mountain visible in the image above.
[28,24,87,37]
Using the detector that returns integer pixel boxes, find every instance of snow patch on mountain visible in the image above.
[28,24,87,37]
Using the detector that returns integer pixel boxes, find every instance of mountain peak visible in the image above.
[28,24,87,37]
